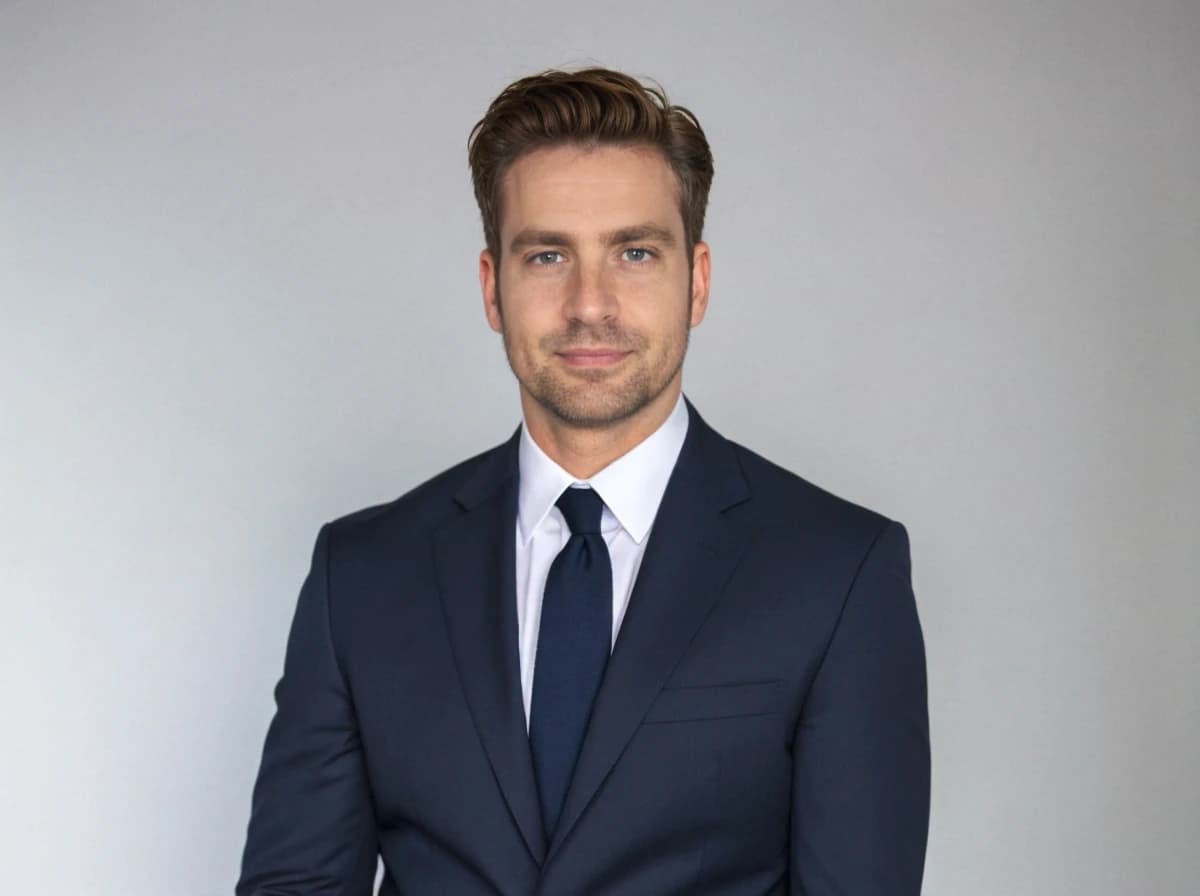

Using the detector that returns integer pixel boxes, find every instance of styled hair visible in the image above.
[467,67,714,262]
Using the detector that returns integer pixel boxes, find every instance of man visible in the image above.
[238,68,930,895]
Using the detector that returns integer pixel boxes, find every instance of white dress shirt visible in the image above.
[515,393,689,728]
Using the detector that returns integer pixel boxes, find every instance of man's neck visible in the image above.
[520,382,682,480]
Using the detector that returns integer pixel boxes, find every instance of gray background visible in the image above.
[2,1,1197,893]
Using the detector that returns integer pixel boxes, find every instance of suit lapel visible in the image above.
[433,432,547,865]
[547,403,753,861]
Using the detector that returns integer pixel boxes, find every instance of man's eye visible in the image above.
[622,247,654,263]
[530,251,564,265]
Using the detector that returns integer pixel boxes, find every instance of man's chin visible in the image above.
[532,387,650,430]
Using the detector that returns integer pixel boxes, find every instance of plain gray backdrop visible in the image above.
[2,1,1197,894]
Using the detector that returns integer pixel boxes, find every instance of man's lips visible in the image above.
[555,348,632,367]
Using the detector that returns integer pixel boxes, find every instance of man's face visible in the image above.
[479,143,710,430]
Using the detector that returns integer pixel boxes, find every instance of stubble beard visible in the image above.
[496,285,692,430]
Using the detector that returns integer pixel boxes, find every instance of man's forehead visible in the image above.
[499,143,685,239]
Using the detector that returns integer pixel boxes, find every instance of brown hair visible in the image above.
[467,67,714,263]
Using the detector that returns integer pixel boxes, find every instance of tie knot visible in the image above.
[556,486,604,535]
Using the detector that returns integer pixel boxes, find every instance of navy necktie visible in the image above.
[529,486,613,838]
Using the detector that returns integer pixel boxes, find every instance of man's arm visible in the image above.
[790,521,931,894]
[237,525,378,896]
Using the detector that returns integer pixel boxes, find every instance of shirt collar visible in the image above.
[517,392,689,545]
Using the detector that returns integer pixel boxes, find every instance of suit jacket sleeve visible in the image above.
[790,520,931,894]
[237,524,379,896]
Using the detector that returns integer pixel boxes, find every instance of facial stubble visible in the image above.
[494,274,693,429]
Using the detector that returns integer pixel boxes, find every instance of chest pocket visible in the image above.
[642,679,784,723]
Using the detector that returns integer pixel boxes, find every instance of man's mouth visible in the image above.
[555,348,632,368]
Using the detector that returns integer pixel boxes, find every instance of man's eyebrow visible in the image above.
[602,224,677,247]
[507,223,678,255]
[509,230,574,254]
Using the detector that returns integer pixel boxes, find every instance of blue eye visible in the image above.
[623,247,654,263]
[530,251,564,265]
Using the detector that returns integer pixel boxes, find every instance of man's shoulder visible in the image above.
[724,437,897,547]
[320,438,512,547]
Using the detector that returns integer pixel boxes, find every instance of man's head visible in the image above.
[468,68,714,433]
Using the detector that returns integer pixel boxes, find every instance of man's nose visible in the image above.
[564,259,618,325]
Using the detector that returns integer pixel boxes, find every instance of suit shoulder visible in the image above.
[727,439,898,545]
[320,439,510,547]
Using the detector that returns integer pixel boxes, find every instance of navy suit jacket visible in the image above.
[238,401,930,895]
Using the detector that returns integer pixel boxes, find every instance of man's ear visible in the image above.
[480,249,503,333]
[689,240,711,327]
